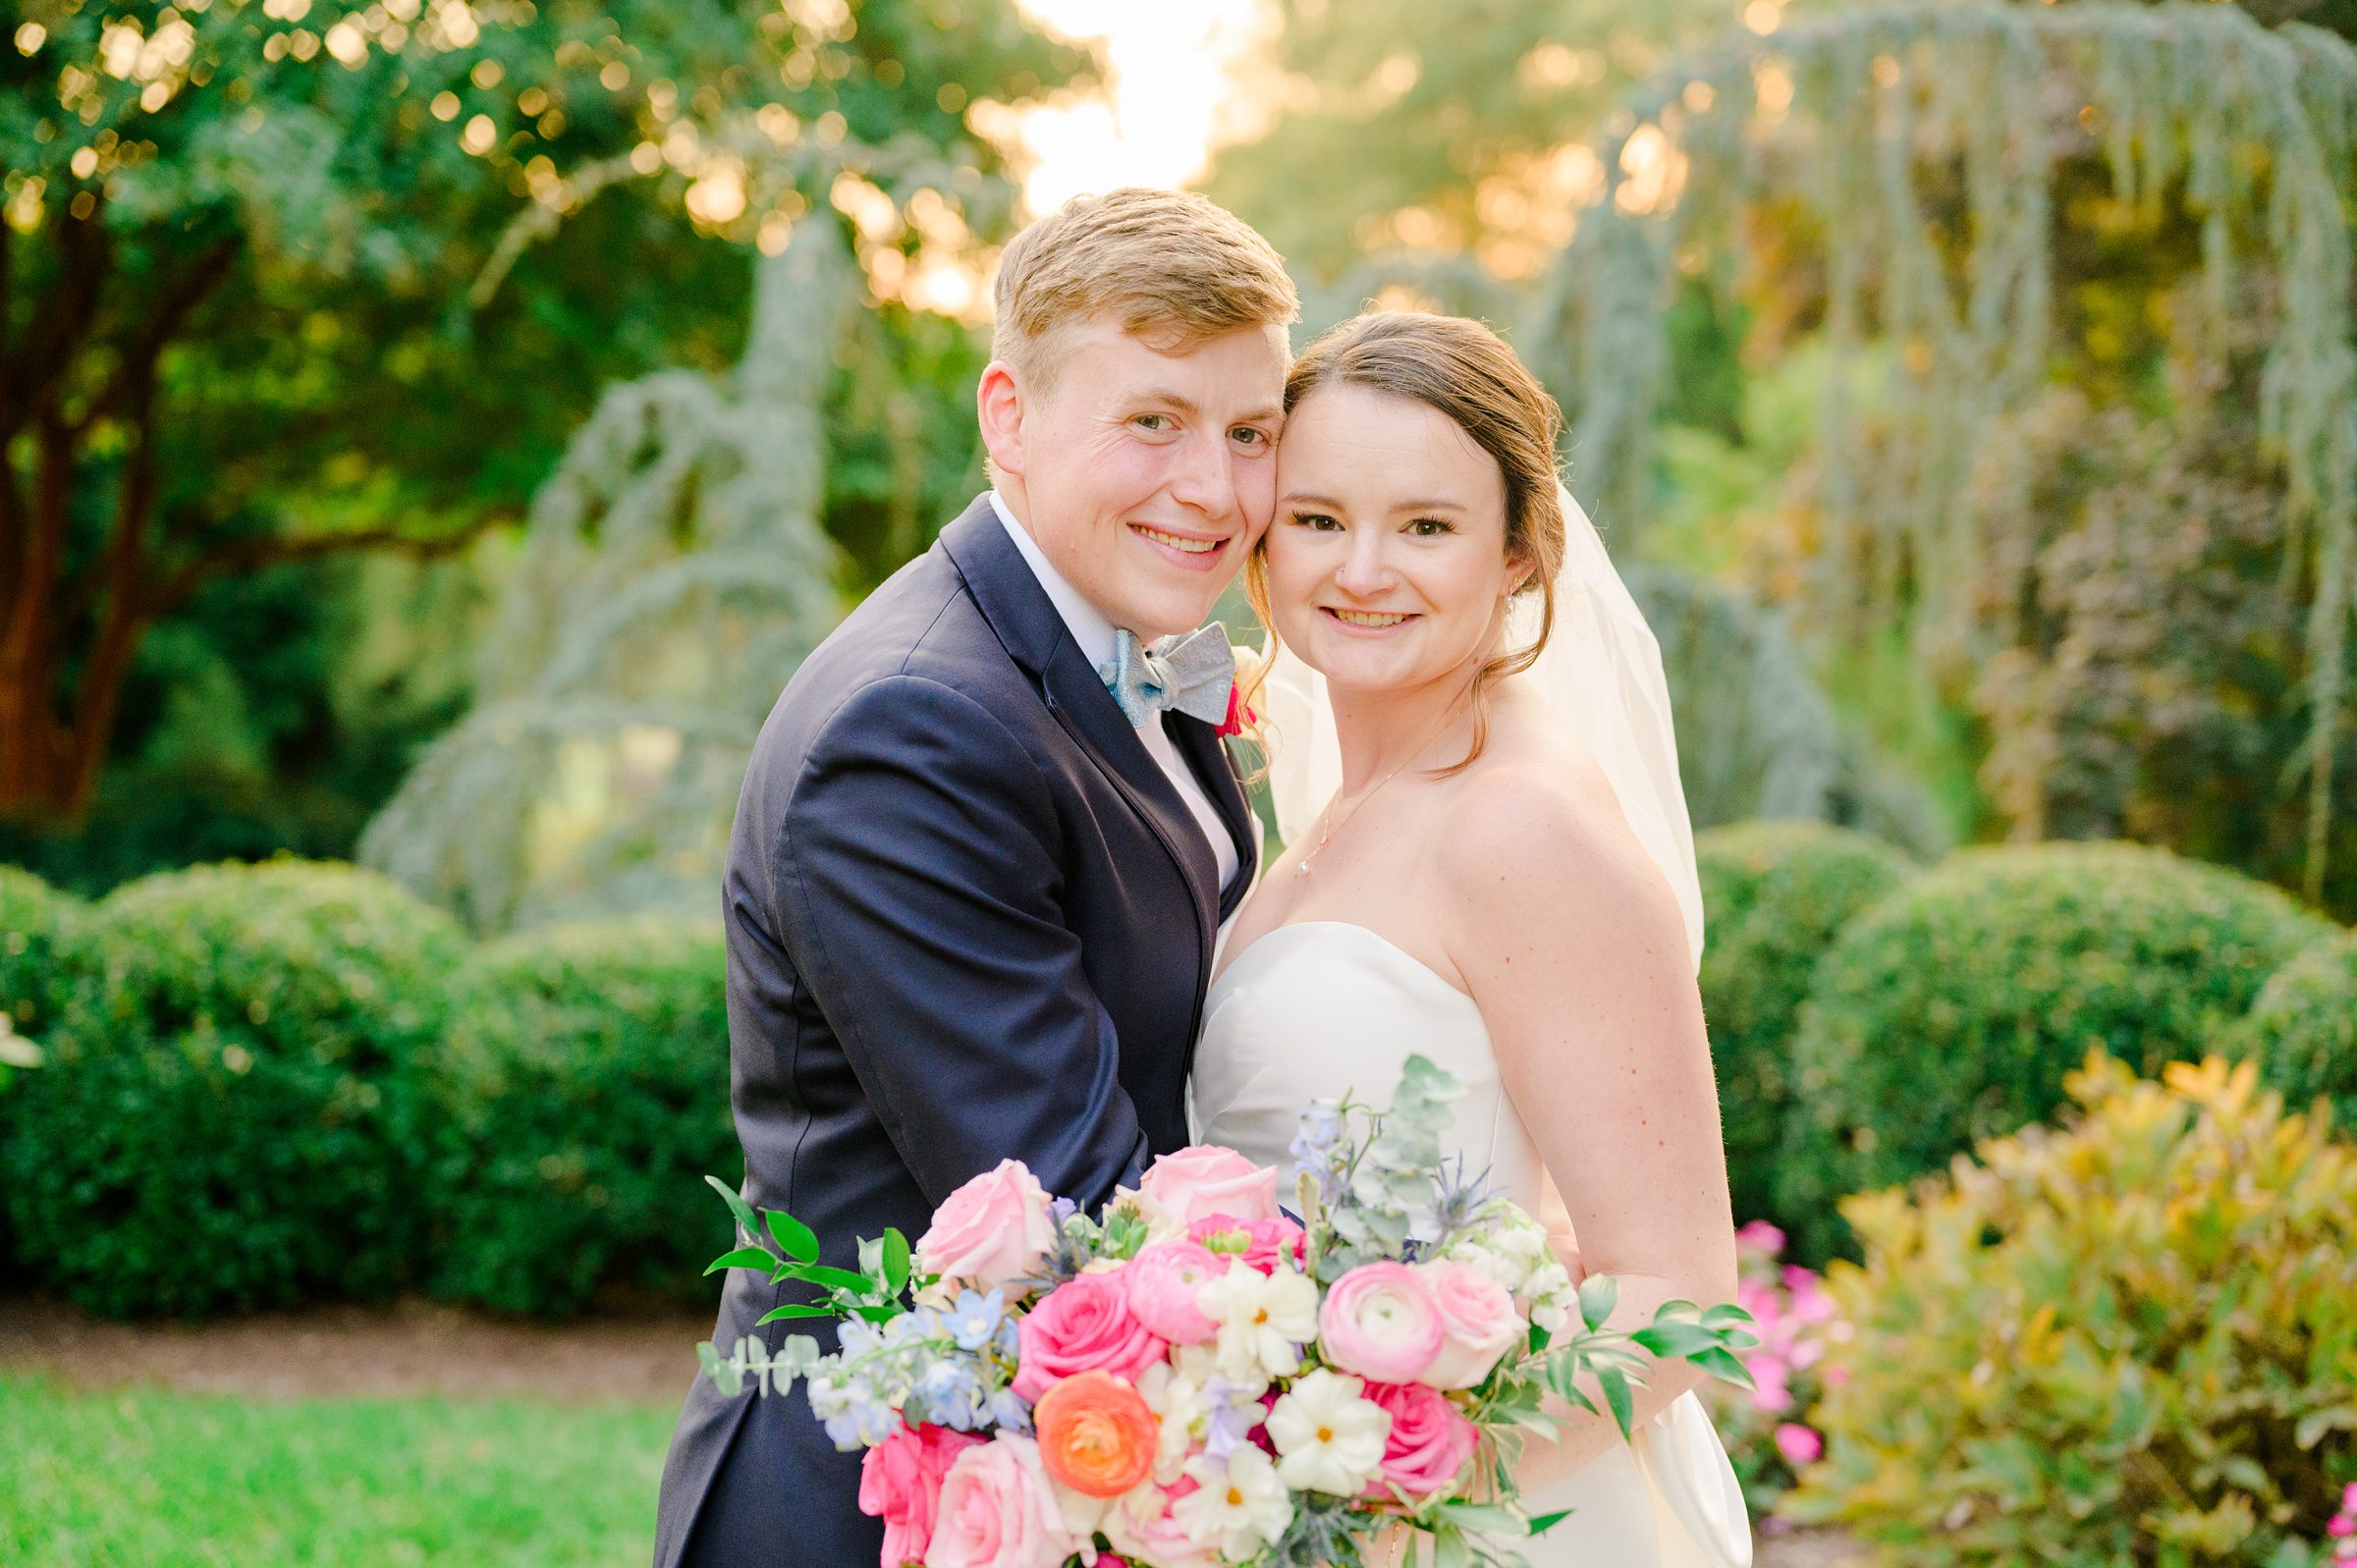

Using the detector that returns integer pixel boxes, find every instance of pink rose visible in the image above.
[1360,1379,1479,1497]
[926,1434,1081,1568]
[1414,1262,1525,1390]
[1186,1215,1305,1274]
[1319,1262,1445,1385]
[1013,1270,1168,1402]
[858,1421,985,1568]
[1137,1146,1280,1227]
[1735,1219,1785,1258]
[1124,1241,1226,1345]
[1772,1423,1823,1467]
[917,1160,1057,1293]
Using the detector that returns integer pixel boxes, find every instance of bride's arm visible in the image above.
[1441,759,1739,1492]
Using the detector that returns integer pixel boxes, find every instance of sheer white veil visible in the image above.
[1258,482,1706,972]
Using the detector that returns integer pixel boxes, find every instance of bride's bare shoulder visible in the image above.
[1435,703,1670,930]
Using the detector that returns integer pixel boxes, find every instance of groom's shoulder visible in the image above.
[759,537,1031,761]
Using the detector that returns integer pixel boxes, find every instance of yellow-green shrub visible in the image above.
[1782,1053,2357,1564]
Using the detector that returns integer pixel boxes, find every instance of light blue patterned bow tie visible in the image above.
[1098,626,1235,729]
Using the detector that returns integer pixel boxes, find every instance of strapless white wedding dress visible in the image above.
[1191,921,1754,1567]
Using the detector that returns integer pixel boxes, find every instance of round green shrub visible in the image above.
[0,858,470,1319]
[426,919,735,1319]
[1,867,92,1283]
[1782,1053,2357,1561]
[1,865,86,1043]
[1774,841,2332,1264]
[1695,821,1914,1236]
[2227,927,2357,1135]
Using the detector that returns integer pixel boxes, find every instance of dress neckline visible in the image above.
[1209,920,1479,1011]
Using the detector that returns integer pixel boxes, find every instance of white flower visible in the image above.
[1136,1345,1219,1484]
[1522,1259,1577,1334]
[1176,1444,1294,1559]
[1198,1259,1320,1382]
[1266,1368,1392,1496]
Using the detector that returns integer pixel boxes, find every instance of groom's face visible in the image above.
[983,314,1288,639]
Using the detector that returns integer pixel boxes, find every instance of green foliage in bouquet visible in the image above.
[426,920,737,1318]
[1776,842,2333,1263]
[0,859,468,1318]
[2226,929,2357,1137]
[1782,1052,2357,1563]
[1692,822,1914,1246]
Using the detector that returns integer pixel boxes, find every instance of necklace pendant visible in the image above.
[1295,860,1313,879]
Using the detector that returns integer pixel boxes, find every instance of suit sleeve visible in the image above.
[770,674,1150,1214]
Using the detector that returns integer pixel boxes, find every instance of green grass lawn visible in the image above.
[2,1375,679,1567]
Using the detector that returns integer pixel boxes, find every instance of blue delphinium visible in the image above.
[940,1288,1007,1352]
[807,1372,901,1448]
[909,1356,989,1432]
[1290,1101,1345,1203]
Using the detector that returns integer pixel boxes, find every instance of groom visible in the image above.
[652,188,1297,1568]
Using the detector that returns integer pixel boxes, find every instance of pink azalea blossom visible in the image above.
[1772,1424,1823,1466]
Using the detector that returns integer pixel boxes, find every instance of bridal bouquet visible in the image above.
[698,1056,1757,1568]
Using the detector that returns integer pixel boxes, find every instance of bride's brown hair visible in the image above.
[1240,310,1567,773]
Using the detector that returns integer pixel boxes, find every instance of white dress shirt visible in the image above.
[990,490,1240,892]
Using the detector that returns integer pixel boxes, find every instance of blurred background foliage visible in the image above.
[3,0,2355,933]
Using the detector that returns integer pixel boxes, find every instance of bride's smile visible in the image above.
[1262,379,1528,702]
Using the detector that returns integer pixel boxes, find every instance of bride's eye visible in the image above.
[1408,516,1455,538]
[1290,511,1342,531]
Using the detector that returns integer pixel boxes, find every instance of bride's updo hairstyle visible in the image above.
[1245,309,1568,771]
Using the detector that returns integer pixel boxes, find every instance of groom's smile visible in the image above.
[979,312,1288,640]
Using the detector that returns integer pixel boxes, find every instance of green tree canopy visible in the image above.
[1,0,1079,831]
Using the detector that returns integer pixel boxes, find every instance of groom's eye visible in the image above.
[1132,413,1174,432]
[1231,426,1270,447]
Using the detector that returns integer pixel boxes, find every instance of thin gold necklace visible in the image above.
[1294,687,1472,880]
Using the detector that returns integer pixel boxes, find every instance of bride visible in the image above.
[1189,310,1753,1566]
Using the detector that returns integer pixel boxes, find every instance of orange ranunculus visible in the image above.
[1031,1370,1159,1498]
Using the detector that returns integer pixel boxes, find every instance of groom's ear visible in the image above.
[976,360,1028,480]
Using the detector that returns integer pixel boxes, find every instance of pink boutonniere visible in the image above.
[1217,682,1260,739]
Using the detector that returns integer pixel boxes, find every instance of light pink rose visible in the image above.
[1137,1146,1281,1227]
[858,1421,985,1568]
[1012,1270,1168,1402]
[1185,1215,1305,1275]
[926,1434,1081,1568]
[1772,1423,1823,1467]
[1414,1262,1525,1390]
[1104,1477,1220,1568]
[1124,1241,1226,1345]
[916,1160,1057,1292]
[1319,1262,1445,1385]
[1734,1219,1785,1257]
[1360,1379,1479,1497]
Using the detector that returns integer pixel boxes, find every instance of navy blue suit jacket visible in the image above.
[653,494,1258,1568]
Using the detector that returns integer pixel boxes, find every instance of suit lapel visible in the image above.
[940,498,1221,957]
[1168,713,1261,919]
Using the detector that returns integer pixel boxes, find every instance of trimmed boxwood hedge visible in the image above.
[1694,821,1913,1236]
[1,867,90,1282]
[1773,841,2333,1264]
[1,865,84,1041]
[426,919,736,1319]
[0,859,471,1319]
[2227,928,2357,1136]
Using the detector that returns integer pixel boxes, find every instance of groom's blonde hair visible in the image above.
[989,188,1298,394]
